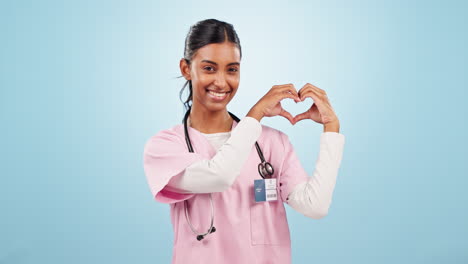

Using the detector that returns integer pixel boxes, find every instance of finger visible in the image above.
[299,90,322,105]
[272,83,293,88]
[304,89,335,121]
[308,86,331,107]
[307,83,326,95]
[298,84,314,101]
[297,83,307,97]
[275,92,300,102]
[275,86,300,102]
[299,83,327,100]
[272,84,296,96]
[309,86,327,100]
[278,108,295,125]
[293,111,310,123]
[301,82,324,94]
[270,84,295,98]
[308,88,332,109]
[276,85,298,96]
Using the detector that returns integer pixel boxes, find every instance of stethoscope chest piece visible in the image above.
[258,161,274,179]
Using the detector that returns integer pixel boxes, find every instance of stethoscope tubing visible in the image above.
[182,107,274,240]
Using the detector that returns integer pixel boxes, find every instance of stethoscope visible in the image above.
[183,107,274,241]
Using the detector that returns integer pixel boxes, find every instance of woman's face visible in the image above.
[180,41,241,113]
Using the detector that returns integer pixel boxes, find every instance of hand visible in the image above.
[293,83,339,126]
[247,84,301,124]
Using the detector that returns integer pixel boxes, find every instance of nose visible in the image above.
[213,71,228,89]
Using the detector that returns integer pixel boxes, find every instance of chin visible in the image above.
[205,102,229,112]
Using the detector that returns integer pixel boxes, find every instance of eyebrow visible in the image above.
[201,60,240,66]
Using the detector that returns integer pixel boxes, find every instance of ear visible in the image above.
[179,58,192,81]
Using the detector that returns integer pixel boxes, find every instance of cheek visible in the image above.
[196,74,212,84]
[190,71,209,86]
[192,77,211,94]
[227,75,240,86]
[228,85,239,99]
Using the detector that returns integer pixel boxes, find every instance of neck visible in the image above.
[188,104,233,134]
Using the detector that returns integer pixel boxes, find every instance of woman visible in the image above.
[143,18,345,264]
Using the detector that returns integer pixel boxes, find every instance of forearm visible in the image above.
[166,117,262,193]
[286,132,345,219]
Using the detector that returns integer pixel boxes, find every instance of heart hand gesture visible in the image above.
[247,83,340,132]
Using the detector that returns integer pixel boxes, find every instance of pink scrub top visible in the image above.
[143,120,309,264]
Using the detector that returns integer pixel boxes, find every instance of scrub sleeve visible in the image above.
[143,129,201,204]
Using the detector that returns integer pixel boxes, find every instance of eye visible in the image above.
[229,68,239,72]
[203,66,215,71]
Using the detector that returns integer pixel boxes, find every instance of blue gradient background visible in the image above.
[1,0,467,263]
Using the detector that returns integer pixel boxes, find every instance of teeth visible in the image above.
[209,91,228,97]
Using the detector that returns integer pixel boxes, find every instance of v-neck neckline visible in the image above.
[185,118,239,156]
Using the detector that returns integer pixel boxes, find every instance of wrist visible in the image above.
[246,106,264,122]
[324,120,340,133]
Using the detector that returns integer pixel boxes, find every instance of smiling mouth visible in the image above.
[206,90,231,100]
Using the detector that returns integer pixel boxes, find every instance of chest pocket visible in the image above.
[239,143,291,245]
[249,189,291,245]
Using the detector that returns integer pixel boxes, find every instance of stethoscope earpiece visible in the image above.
[196,226,216,241]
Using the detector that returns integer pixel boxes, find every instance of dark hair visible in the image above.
[176,19,242,112]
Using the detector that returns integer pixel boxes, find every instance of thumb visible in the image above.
[278,108,295,125]
[293,111,310,124]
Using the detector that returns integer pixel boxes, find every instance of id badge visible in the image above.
[254,178,278,202]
